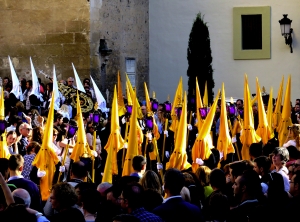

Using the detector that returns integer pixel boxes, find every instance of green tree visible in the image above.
[187,13,215,109]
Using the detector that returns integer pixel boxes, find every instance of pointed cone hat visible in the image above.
[166,91,191,170]
[102,85,125,183]
[273,76,284,130]
[217,83,235,160]
[72,63,85,93]
[8,56,23,100]
[117,71,126,116]
[90,75,108,112]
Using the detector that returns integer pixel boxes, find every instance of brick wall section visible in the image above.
[0,0,90,84]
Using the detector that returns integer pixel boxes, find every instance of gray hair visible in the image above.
[12,188,31,207]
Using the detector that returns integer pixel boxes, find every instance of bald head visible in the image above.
[97,182,113,197]
[12,188,31,207]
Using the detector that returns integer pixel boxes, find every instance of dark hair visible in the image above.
[132,155,146,171]
[164,168,184,195]
[142,189,163,211]
[236,99,243,105]
[293,171,300,186]
[51,183,78,209]
[287,146,300,160]
[8,154,24,171]
[112,214,140,222]
[253,156,271,174]
[122,182,144,209]
[140,170,162,194]
[79,187,101,214]
[71,161,88,179]
[26,80,32,87]
[54,113,63,122]
[2,203,36,222]
[0,158,9,178]
[26,142,41,155]
[229,160,253,179]
[249,143,263,159]
[239,170,262,198]
[105,185,122,199]
[209,168,226,190]
[272,147,289,164]
[31,127,43,145]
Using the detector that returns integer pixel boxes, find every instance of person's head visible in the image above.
[67,77,75,87]
[229,160,254,183]
[249,143,263,160]
[139,170,162,194]
[271,147,289,167]
[74,182,97,207]
[267,172,285,198]
[132,155,146,173]
[50,182,78,211]
[53,128,58,142]
[180,186,191,202]
[81,188,101,215]
[19,123,32,137]
[2,203,36,221]
[292,159,300,173]
[290,171,300,197]
[26,80,32,89]
[12,188,31,208]
[120,182,144,211]
[6,131,17,146]
[26,141,41,155]
[97,182,113,198]
[70,161,88,180]
[295,104,300,113]
[287,124,300,140]
[164,168,185,196]
[31,127,43,144]
[106,185,122,205]
[8,154,24,173]
[195,165,211,187]
[232,170,262,203]
[208,193,230,221]
[0,158,9,180]
[253,156,271,176]
[46,82,53,92]
[54,113,63,126]
[236,99,243,109]
[252,103,258,114]
[209,168,226,191]
[141,106,147,116]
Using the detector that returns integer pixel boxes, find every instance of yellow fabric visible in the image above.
[32,91,59,201]
[195,77,204,132]
[203,81,208,107]
[102,86,125,183]
[255,78,274,145]
[122,91,139,176]
[217,83,234,160]
[126,82,132,105]
[0,87,10,159]
[125,74,143,119]
[169,77,183,134]
[70,92,93,162]
[192,90,220,172]
[167,92,191,171]
[267,87,274,138]
[144,82,152,113]
[117,71,126,116]
[278,75,292,146]
[273,76,284,130]
[240,75,261,160]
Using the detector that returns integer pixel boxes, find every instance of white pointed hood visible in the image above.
[8,56,23,101]
[29,57,43,101]
[52,65,61,110]
[72,63,85,93]
[90,76,109,112]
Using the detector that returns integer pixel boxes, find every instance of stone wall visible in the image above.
[92,0,149,102]
[0,0,90,84]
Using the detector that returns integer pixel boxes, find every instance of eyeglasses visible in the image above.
[23,128,32,131]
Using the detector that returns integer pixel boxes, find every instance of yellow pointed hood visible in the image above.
[122,90,139,176]
[166,91,191,170]
[267,87,274,138]
[217,83,235,160]
[203,81,208,107]
[118,71,126,116]
[192,90,220,172]
[240,74,261,160]
[278,75,292,146]
[70,92,93,162]
[195,77,204,131]
[144,82,152,113]
[169,77,183,134]
[125,74,143,119]
[273,76,284,130]
[32,91,59,201]
[0,86,10,159]
[102,86,125,183]
[126,82,132,105]
[255,78,273,145]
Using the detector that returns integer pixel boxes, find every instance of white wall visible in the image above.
[149,0,300,104]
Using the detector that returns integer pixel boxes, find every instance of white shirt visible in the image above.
[8,175,24,181]
[283,140,297,148]
[163,195,182,203]
[272,166,290,192]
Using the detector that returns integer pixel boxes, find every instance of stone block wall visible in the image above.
[0,0,90,85]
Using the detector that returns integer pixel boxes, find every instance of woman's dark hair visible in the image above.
[31,127,44,144]
[81,189,101,214]
[26,141,41,155]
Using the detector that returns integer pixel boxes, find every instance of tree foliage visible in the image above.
[187,13,215,109]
